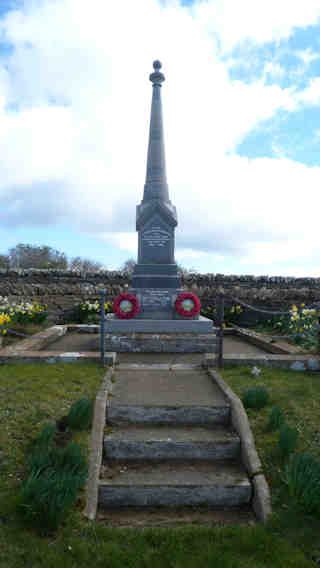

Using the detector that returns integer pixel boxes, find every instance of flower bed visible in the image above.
[0,296,47,325]
[78,300,113,323]
[0,296,48,344]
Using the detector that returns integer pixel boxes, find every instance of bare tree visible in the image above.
[121,258,197,276]
[9,244,68,269]
[177,264,199,276]
[69,256,104,272]
[121,258,136,274]
[0,254,9,269]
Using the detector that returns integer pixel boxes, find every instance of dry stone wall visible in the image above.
[1,269,320,323]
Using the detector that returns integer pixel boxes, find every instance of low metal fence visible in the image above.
[214,293,320,368]
[98,290,320,368]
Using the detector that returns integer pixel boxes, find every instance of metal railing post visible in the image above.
[100,290,106,367]
[216,293,224,369]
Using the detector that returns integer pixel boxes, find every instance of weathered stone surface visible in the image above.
[104,315,213,332]
[104,424,240,461]
[107,405,230,425]
[99,462,251,508]
[104,331,217,353]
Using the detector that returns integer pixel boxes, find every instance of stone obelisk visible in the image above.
[104,61,215,351]
[130,60,183,319]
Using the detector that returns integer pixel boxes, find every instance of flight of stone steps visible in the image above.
[97,367,252,512]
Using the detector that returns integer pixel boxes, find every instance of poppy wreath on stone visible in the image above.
[175,292,201,318]
[113,293,140,319]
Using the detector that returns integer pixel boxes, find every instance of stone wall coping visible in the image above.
[208,369,272,523]
[0,351,116,365]
[1,267,320,286]
[83,367,115,520]
[204,352,320,371]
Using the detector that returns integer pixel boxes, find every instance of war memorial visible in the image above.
[104,61,216,353]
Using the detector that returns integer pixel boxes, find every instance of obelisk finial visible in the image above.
[149,60,165,85]
[142,60,169,204]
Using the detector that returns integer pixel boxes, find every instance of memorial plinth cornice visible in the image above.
[136,199,177,230]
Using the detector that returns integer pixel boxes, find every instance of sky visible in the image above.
[0,0,320,276]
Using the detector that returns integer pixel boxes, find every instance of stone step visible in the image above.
[109,368,229,409]
[107,404,230,425]
[96,506,256,528]
[104,424,240,461]
[98,460,251,508]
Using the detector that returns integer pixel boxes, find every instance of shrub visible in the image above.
[267,405,285,431]
[242,386,269,410]
[282,452,320,516]
[278,423,299,458]
[66,397,94,430]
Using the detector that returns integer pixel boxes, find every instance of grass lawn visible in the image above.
[0,363,319,567]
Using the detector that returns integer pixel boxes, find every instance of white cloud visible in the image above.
[0,0,320,274]
[295,47,319,66]
[193,0,320,51]
[263,61,285,80]
[296,77,320,105]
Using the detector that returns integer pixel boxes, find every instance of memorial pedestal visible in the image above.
[104,315,217,353]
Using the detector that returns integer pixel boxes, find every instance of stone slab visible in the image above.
[104,315,215,332]
[105,338,216,353]
[104,439,240,461]
[105,424,237,442]
[96,507,256,528]
[107,405,230,425]
[110,369,229,406]
[104,425,240,460]
[98,460,251,508]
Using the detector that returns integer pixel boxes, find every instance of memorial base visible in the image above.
[104,316,217,353]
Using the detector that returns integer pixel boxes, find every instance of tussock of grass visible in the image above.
[66,397,94,431]
[283,452,320,515]
[242,385,269,409]
[278,423,299,458]
[266,405,285,432]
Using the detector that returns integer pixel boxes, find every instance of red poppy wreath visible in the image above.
[175,292,201,318]
[113,293,140,319]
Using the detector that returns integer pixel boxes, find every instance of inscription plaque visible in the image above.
[139,215,173,264]
[142,290,171,311]
[142,227,170,247]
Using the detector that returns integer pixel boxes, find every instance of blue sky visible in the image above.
[0,0,320,275]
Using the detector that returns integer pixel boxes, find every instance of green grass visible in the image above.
[0,363,319,567]
[220,365,320,562]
